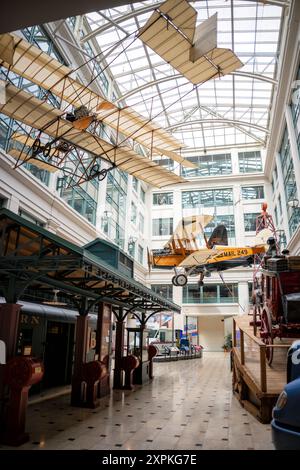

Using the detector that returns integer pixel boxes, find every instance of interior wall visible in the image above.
[197,315,225,352]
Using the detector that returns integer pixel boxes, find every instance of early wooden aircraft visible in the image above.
[138,0,243,85]
[147,215,270,286]
[0,32,196,188]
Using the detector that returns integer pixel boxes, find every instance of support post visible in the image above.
[240,330,245,365]
[71,314,89,406]
[96,302,111,397]
[0,303,22,360]
[233,318,237,347]
[260,346,267,393]
[0,303,22,427]
[113,309,125,389]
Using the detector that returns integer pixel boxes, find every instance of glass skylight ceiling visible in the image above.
[81,1,285,152]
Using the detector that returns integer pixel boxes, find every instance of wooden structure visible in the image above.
[253,257,300,364]
[138,0,243,85]
[232,315,292,423]
[0,32,196,188]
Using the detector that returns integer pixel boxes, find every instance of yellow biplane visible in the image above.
[148,215,271,286]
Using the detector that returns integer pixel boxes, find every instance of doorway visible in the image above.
[43,321,74,388]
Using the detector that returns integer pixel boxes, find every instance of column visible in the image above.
[238,282,249,315]
[96,302,112,397]
[0,303,22,360]
[113,316,125,389]
[275,152,290,238]
[0,303,22,427]
[71,314,89,406]
[285,105,300,199]
[233,184,244,246]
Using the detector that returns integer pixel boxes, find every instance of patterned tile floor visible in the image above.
[0,352,274,450]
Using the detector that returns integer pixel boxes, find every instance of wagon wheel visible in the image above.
[260,308,274,365]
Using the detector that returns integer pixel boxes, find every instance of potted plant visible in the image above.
[222,333,232,352]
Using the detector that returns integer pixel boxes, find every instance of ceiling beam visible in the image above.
[166,119,269,135]
[114,71,277,104]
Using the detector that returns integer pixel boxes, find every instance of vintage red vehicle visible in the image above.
[253,256,300,364]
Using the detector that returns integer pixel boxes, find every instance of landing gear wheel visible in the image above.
[172,275,178,286]
[175,274,188,286]
[32,138,41,156]
[260,308,274,365]
[43,142,52,159]
[198,280,204,287]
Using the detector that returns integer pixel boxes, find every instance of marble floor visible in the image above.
[0,352,274,450]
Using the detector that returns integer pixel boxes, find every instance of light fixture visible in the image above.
[102,209,112,219]
[288,197,299,209]
[126,313,137,329]
[128,235,138,247]
[42,289,67,306]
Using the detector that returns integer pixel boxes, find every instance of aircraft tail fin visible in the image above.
[207,224,228,248]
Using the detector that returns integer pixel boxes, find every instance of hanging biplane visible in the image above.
[147,215,271,286]
[138,0,243,85]
[0,32,196,188]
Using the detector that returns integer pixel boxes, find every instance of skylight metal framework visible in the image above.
[72,1,286,150]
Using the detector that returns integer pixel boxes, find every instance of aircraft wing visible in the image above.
[179,248,217,267]
[179,245,265,268]
[205,245,265,264]
[164,214,214,248]
[0,82,186,188]
[0,33,196,169]
[138,0,243,85]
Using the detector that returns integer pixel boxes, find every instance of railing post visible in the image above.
[260,346,267,393]
[240,330,245,365]
[233,319,237,347]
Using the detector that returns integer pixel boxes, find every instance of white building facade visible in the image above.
[1,2,300,351]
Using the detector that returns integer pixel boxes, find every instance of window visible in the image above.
[0,197,7,208]
[62,184,97,225]
[238,151,262,173]
[151,285,173,301]
[278,195,282,216]
[152,218,173,236]
[128,240,135,258]
[205,215,235,239]
[182,188,233,208]
[131,202,137,224]
[153,192,173,206]
[139,213,144,233]
[242,186,264,200]
[248,282,253,305]
[18,209,45,227]
[291,61,300,124]
[279,126,300,236]
[132,177,138,192]
[140,187,145,203]
[155,158,174,171]
[271,177,275,194]
[274,206,278,226]
[181,153,232,178]
[244,213,260,232]
[24,162,50,186]
[138,245,144,264]
[182,284,238,304]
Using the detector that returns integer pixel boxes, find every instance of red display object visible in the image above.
[121,355,139,390]
[148,344,158,380]
[1,356,44,446]
[81,360,107,408]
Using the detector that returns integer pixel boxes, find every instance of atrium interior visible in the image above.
[0,0,300,452]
